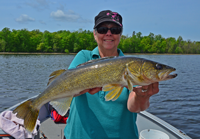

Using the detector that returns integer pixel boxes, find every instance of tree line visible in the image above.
[0,27,199,54]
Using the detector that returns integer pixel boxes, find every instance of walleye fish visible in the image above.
[13,56,177,132]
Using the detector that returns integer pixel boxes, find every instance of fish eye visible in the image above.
[156,64,163,70]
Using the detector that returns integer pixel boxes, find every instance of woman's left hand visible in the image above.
[133,82,159,97]
[127,82,159,113]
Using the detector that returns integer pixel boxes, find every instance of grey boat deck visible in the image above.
[40,118,66,139]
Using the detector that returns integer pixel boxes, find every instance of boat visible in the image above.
[0,95,192,139]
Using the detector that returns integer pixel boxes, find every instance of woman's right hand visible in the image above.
[74,87,102,97]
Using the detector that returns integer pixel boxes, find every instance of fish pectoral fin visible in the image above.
[47,69,66,86]
[111,87,123,101]
[127,79,133,91]
[124,63,142,86]
[102,84,119,92]
[50,97,73,116]
[103,84,123,101]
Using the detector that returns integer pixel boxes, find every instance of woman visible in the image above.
[64,10,159,139]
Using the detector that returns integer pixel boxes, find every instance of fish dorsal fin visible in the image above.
[103,84,123,101]
[77,56,118,67]
[49,96,73,116]
[47,69,66,85]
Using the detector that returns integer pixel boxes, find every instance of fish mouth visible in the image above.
[165,73,178,80]
[159,70,178,81]
[165,67,177,79]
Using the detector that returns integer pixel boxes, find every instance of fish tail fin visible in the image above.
[13,99,39,133]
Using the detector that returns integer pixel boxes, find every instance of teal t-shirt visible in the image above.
[64,47,138,139]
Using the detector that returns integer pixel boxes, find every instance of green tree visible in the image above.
[38,30,53,52]
[121,37,133,53]
[52,33,62,52]
[159,40,167,53]
[136,32,142,40]
[9,29,21,52]
[154,34,163,42]
[134,32,144,52]
[140,36,151,53]
[0,28,199,54]
[29,29,42,52]
[17,29,31,52]
[0,39,6,52]
[166,37,177,53]
[175,46,183,53]
[148,32,154,44]
[0,27,11,51]
[65,32,77,52]
[37,42,45,51]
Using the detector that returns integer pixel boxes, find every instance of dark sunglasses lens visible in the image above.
[97,27,122,34]
[110,27,122,34]
[97,27,108,34]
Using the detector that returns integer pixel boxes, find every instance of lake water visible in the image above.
[0,54,199,138]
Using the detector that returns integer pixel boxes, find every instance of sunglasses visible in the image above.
[96,27,122,34]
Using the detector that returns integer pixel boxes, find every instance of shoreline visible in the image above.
[0,52,76,55]
[0,52,199,55]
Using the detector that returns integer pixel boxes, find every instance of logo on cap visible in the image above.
[106,12,122,26]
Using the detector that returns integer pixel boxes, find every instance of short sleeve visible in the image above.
[68,50,91,70]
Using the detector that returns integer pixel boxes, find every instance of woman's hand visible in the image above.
[74,87,102,97]
[127,82,159,113]
[133,82,159,97]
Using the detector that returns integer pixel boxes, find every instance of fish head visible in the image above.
[127,58,177,85]
[141,60,177,83]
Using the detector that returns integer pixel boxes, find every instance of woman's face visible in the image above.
[93,22,121,51]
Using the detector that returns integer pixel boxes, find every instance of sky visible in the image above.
[0,0,200,41]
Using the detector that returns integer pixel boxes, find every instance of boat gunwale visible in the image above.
[138,111,192,139]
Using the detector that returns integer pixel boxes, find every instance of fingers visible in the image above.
[80,89,90,94]
[74,89,90,97]
[88,87,102,95]
[133,86,149,97]
[141,85,148,93]
[134,85,148,93]
[152,82,159,94]
[74,87,102,97]
[133,82,159,97]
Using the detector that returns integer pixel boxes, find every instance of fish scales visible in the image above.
[32,57,130,109]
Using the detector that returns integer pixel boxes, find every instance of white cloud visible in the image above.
[50,10,80,22]
[15,14,35,23]
[50,10,93,24]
